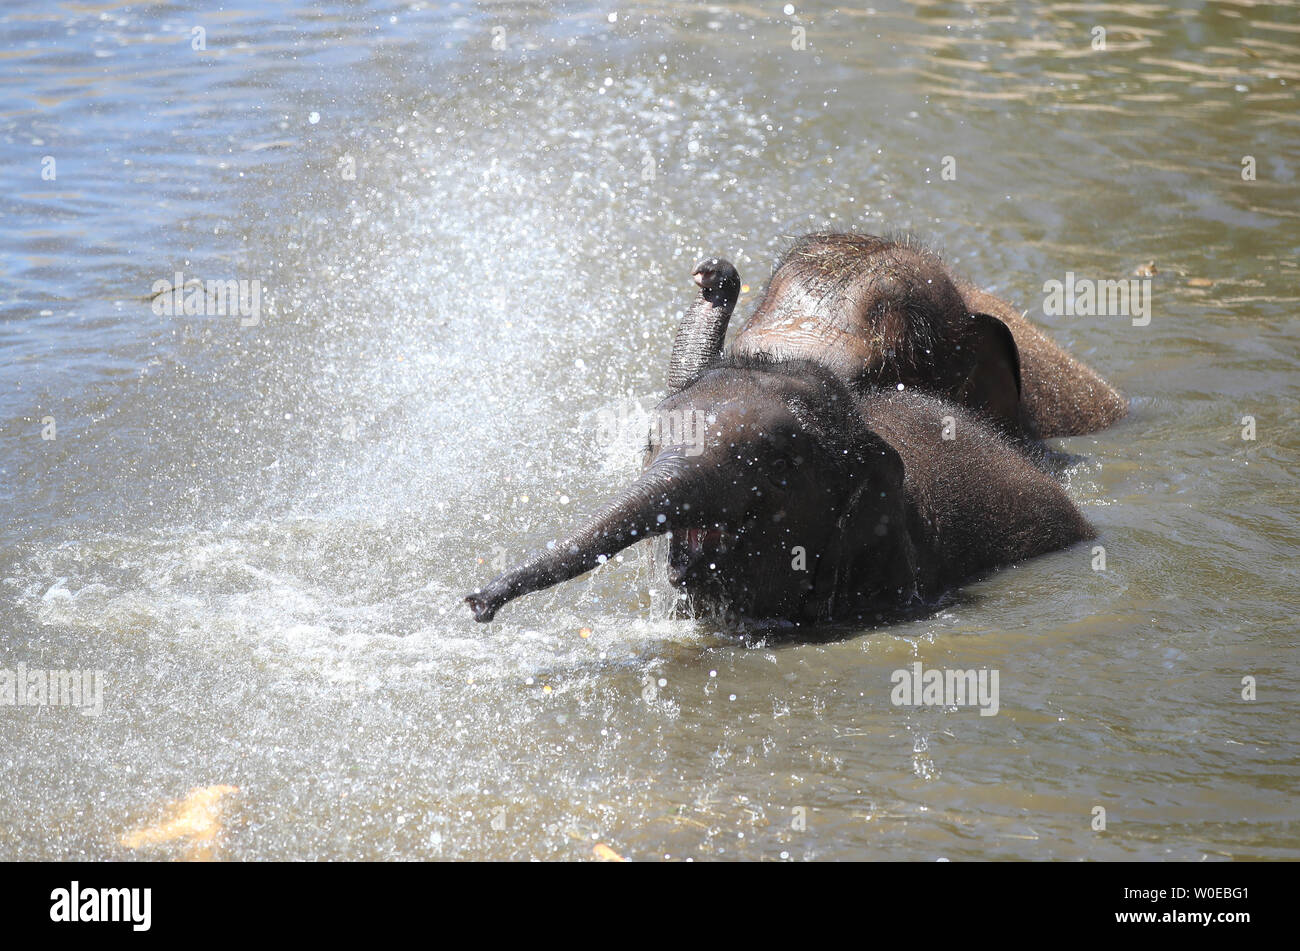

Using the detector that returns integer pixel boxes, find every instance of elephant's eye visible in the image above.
[762,457,790,487]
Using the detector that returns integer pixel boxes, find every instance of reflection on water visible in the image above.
[0,0,1297,860]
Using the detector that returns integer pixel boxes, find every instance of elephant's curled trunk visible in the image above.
[667,258,740,393]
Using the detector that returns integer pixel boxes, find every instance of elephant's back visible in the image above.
[864,393,1094,587]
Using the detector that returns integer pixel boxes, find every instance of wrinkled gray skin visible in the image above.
[667,258,740,393]
[464,257,1092,623]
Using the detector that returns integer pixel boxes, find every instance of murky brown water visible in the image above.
[1,0,1297,860]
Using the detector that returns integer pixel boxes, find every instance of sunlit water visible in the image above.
[1,0,1297,860]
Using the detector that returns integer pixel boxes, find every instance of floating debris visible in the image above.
[120,785,240,861]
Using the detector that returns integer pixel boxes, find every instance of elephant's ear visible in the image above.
[952,313,1021,431]
[806,435,917,622]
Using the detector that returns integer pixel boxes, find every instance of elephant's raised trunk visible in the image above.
[465,463,686,622]
[667,258,740,393]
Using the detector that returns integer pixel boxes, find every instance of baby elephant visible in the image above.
[729,232,1128,438]
[465,324,1093,624]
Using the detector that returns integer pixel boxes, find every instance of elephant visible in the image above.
[464,257,1094,624]
[729,232,1128,438]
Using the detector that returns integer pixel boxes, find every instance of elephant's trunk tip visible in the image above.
[691,257,741,306]
[669,257,741,393]
[465,590,498,623]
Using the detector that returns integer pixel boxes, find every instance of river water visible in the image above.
[1,0,1297,860]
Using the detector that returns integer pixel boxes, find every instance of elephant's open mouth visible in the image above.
[667,524,743,587]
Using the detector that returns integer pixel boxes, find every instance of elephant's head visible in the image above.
[651,360,914,619]
[734,232,1024,430]
[464,357,914,623]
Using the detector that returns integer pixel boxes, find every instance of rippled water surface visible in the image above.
[1,0,1297,860]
